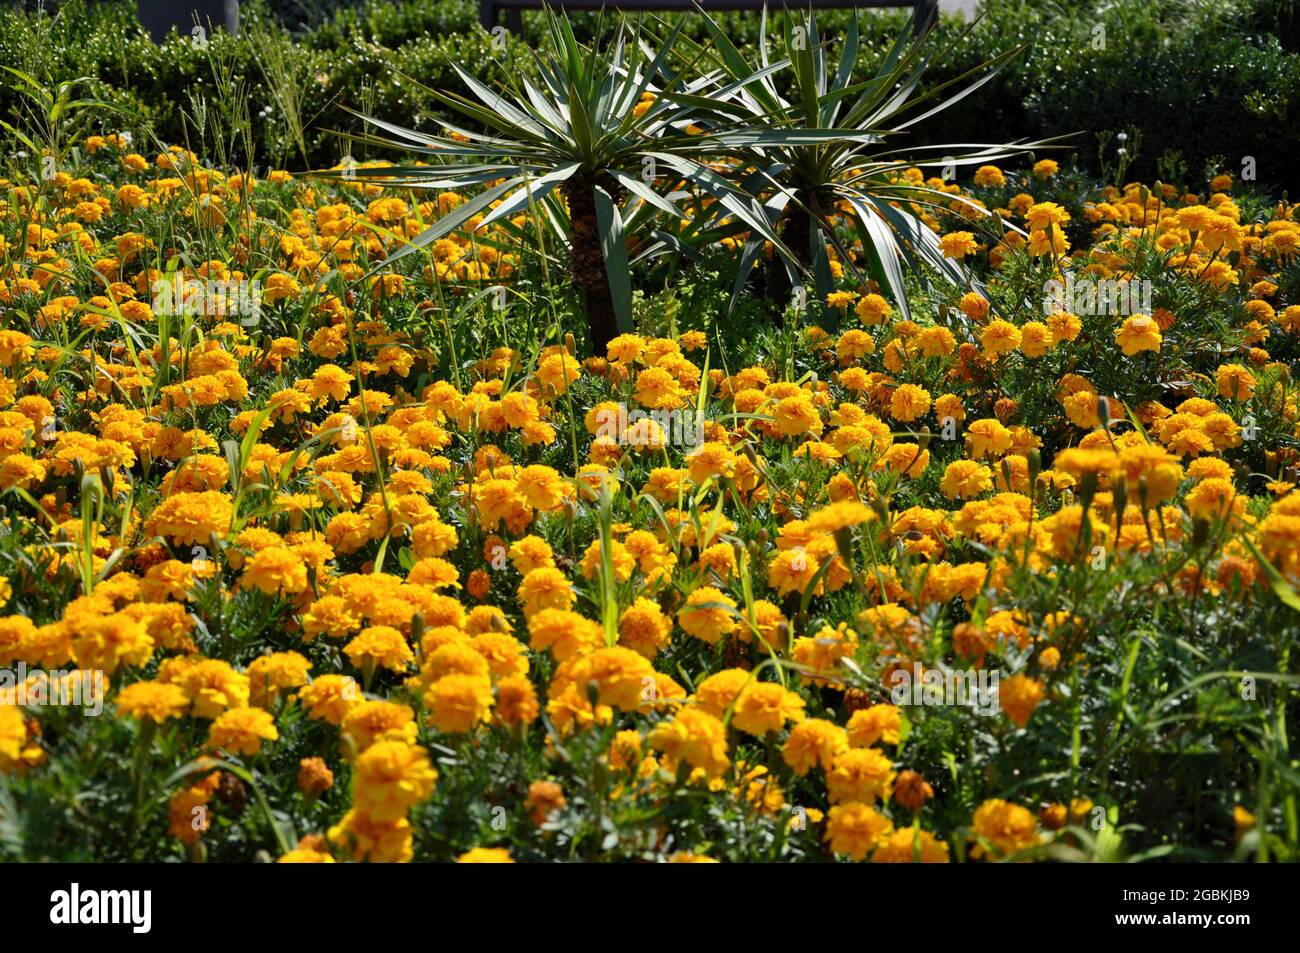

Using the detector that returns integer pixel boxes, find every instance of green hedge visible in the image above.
[1,0,1297,190]
[0,0,530,170]
[921,0,1300,191]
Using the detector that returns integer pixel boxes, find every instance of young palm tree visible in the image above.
[336,7,1054,346]
[673,8,1059,318]
[334,9,821,353]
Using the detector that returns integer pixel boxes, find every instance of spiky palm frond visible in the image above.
[671,7,1068,317]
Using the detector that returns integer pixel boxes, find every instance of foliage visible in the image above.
[0,0,1297,866]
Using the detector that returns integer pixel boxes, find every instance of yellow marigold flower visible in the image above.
[208,706,278,756]
[297,674,360,724]
[342,700,417,753]
[1234,805,1257,837]
[879,442,930,478]
[298,757,334,796]
[1019,320,1053,357]
[277,849,335,863]
[837,328,875,361]
[938,231,978,259]
[115,680,189,722]
[246,651,311,706]
[408,556,460,591]
[790,623,859,687]
[731,682,806,736]
[468,632,528,679]
[679,330,708,351]
[893,769,935,811]
[1165,426,1215,457]
[940,460,993,500]
[144,490,233,545]
[527,608,604,662]
[241,546,308,596]
[1113,443,1182,503]
[916,325,956,358]
[70,612,154,675]
[495,674,540,726]
[933,394,965,427]
[353,740,437,821]
[647,707,730,778]
[856,293,892,324]
[606,333,646,364]
[618,597,672,659]
[966,418,1013,458]
[515,464,566,511]
[698,541,737,580]
[958,291,990,322]
[871,826,950,863]
[261,272,300,305]
[301,595,360,642]
[1027,203,1069,235]
[607,729,643,773]
[0,705,30,772]
[846,704,902,748]
[807,500,874,534]
[1047,310,1082,342]
[826,290,855,312]
[1054,447,1118,487]
[773,394,823,437]
[425,673,494,733]
[1114,314,1162,355]
[693,668,752,719]
[825,803,894,860]
[889,383,932,422]
[686,441,736,484]
[1185,477,1242,521]
[565,646,656,711]
[518,567,575,617]
[999,673,1045,727]
[634,366,686,409]
[970,798,1041,859]
[304,364,354,405]
[508,535,555,574]
[980,319,1021,357]
[344,625,414,674]
[328,808,413,863]
[167,773,219,844]
[677,586,737,644]
[1215,363,1256,400]
[1028,224,1069,256]
[536,352,581,395]
[782,718,849,775]
[827,747,896,805]
[456,847,514,863]
[579,537,635,583]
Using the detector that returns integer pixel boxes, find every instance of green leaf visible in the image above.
[1242,537,1300,613]
[593,184,634,333]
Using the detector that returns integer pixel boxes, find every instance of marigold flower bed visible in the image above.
[0,133,1298,863]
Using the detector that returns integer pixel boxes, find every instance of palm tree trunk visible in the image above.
[767,194,813,323]
[563,176,620,355]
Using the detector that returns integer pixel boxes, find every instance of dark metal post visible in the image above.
[912,0,937,36]
[480,0,497,30]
